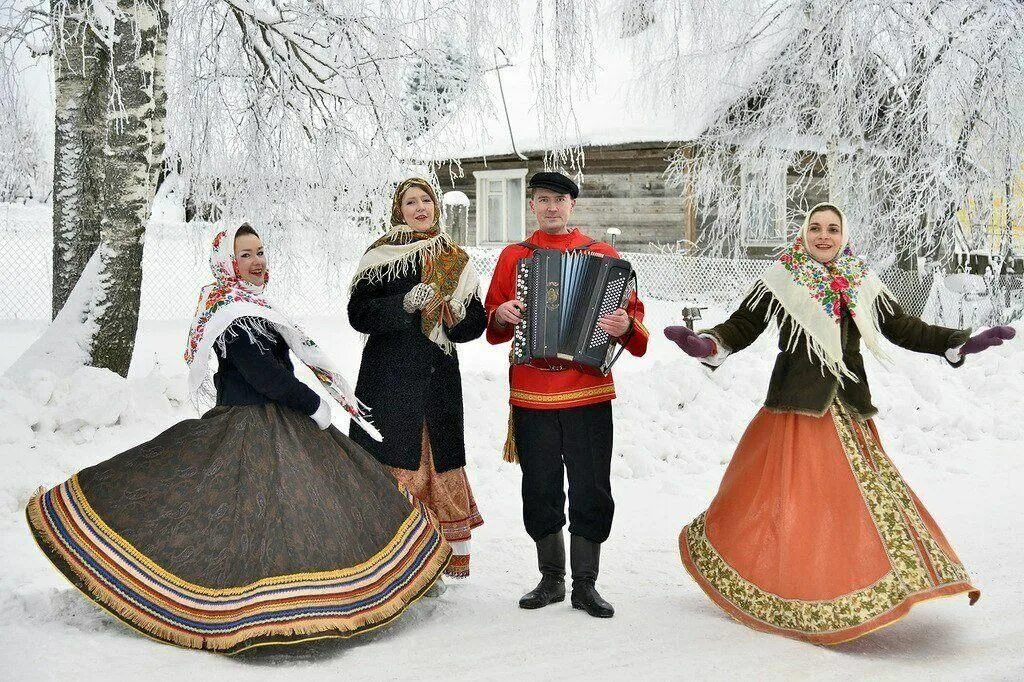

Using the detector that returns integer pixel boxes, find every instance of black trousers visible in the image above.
[512,402,614,544]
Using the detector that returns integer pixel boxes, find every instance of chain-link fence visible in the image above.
[469,249,942,318]
[5,212,1022,324]
[4,213,362,320]
[3,206,51,318]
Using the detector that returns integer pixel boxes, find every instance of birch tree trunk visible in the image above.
[89,0,167,376]
[50,0,108,318]
[149,2,169,193]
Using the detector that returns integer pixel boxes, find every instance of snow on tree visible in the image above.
[166,0,518,239]
[2,0,170,375]
[88,0,168,376]
[1,0,85,310]
[48,0,107,319]
[527,0,597,172]
[0,82,48,202]
[3,0,527,376]
[403,43,472,142]
[620,0,1024,265]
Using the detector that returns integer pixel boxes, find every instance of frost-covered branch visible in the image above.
[627,0,1024,265]
[0,0,52,57]
[169,0,519,237]
[528,0,597,172]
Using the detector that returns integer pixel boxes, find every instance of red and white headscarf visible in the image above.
[184,224,380,439]
[746,203,893,380]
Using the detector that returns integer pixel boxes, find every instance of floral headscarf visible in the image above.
[185,224,380,438]
[779,204,865,322]
[350,178,480,353]
[745,203,892,380]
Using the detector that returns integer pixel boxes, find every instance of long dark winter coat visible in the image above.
[704,291,970,419]
[348,267,486,472]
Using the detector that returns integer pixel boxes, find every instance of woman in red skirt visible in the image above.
[665,203,1015,644]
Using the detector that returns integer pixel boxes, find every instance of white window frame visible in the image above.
[474,168,528,245]
[739,160,787,247]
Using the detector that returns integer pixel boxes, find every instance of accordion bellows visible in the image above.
[512,248,636,374]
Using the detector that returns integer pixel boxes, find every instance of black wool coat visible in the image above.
[347,267,486,472]
[214,319,322,416]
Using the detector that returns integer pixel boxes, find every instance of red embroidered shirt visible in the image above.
[484,228,649,410]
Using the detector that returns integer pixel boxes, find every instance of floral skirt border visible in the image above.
[678,402,978,645]
[680,514,975,645]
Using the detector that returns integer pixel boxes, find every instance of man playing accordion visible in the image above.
[485,171,649,618]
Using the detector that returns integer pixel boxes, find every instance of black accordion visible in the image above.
[511,247,636,375]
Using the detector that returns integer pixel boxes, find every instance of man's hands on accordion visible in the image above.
[596,307,631,338]
[496,298,631,339]
[495,299,526,327]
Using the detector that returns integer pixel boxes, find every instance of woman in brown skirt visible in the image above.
[26,223,450,654]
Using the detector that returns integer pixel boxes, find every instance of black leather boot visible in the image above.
[570,535,614,618]
[519,532,566,609]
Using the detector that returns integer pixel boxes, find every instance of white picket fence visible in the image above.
[4,208,1020,324]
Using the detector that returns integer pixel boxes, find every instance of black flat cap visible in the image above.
[528,171,579,199]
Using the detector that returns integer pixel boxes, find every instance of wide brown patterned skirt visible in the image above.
[26,404,450,654]
[679,400,978,645]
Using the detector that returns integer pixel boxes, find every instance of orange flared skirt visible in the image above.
[679,400,979,645]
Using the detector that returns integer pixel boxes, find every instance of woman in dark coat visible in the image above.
[26,223,450,653]
[665,203,1016,645]
[349,178,486,579]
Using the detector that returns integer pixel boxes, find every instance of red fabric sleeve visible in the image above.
[484,245,524,345]
[622,291,649,357]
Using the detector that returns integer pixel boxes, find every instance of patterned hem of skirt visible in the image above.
[26,480,452,654]
[439,508,485,543]
[443,554,471,579]
[678,521,979,646]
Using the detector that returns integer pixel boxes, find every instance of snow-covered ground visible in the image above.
[1,299,1022,681]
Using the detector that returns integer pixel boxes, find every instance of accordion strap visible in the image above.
[601,270,639,375]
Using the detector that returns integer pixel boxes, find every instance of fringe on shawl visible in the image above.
[425,292,480,356]
[744,281,867,385]
[866,285,897,365]
[350,229,480,356]
[191,316,280,412]
[349,230,462,293]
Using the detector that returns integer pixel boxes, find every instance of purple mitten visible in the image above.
[960,325,1017,356]
[664,325,716,358]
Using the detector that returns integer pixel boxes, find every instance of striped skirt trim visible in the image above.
[26,477,451,653]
